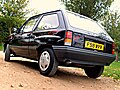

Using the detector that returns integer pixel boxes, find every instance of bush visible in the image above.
[0,43,3,51]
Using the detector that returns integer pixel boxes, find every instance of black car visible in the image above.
[4,10,115,78]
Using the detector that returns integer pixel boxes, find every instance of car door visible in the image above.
[28,13,60,59]
[10,16,39,57]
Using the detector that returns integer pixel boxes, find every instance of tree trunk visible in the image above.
[8,27,12,35]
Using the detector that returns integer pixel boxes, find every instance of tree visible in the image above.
[61,0,113,21]
[103,12,120,41]
[102,12,120,61]
[0,17,8,43]
[0,0,29,41]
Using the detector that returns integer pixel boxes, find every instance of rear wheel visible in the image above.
[84,66,104,78]
[4,44,10,62]
[38,48,58,76]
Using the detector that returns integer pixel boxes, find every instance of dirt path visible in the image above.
[0,51,120,90]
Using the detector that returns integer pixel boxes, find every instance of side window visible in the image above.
[36,14,59,30]
[20,17,38,33]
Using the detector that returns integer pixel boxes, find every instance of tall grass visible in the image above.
[103,61,120,79]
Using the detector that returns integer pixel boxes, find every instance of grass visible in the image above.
[103,61,120,80]
[0,43,3,51]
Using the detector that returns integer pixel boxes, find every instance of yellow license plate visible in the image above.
[85,41,104,51]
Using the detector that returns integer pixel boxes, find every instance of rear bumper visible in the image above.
[53,46,116,66]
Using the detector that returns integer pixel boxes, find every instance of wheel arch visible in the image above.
[36,44,57,60]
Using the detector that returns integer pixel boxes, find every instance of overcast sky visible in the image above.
[28,0,64,14]
[28,0,120,15]
[111,0,120,13]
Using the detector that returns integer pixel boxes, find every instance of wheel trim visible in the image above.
[39,51,50,71]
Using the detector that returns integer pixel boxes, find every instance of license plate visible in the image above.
[85,41,104,51]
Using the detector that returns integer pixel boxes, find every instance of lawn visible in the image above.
[0,43,3,51]
[103,61,120,80]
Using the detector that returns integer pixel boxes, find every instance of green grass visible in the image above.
[0,43,3,51]
[103,61,120,79]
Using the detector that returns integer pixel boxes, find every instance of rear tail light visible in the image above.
[112,43,115,54]
[64,31,73,46]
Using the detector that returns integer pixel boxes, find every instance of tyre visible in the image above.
[84,66,104,78]
[4,44,11,62]
[38,48,58,76]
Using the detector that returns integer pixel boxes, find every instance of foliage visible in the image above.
[0,0,29,42]
[102,12,120,51]
[102,12,120,61]
[103,61,120,79]
[61,0,114,21]
[0,43,3,51]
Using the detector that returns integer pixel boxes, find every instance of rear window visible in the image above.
[66,12,105,34]
[66,11,113,42]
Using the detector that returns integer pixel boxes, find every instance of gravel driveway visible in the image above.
[0,51,120,90]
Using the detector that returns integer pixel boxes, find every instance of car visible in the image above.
[4,10,115,78]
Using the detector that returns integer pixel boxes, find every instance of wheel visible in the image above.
[4,44,10,62]
[38,48,58,76]
[84,66,104,78]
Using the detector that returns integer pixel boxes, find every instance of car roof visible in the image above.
[31,9,62,18]
[30,9,95,23]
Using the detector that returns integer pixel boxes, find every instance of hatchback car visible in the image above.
[4,10,115,78]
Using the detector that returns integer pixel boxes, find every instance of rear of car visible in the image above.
[53,10,115,78]
[54,10,115,66]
